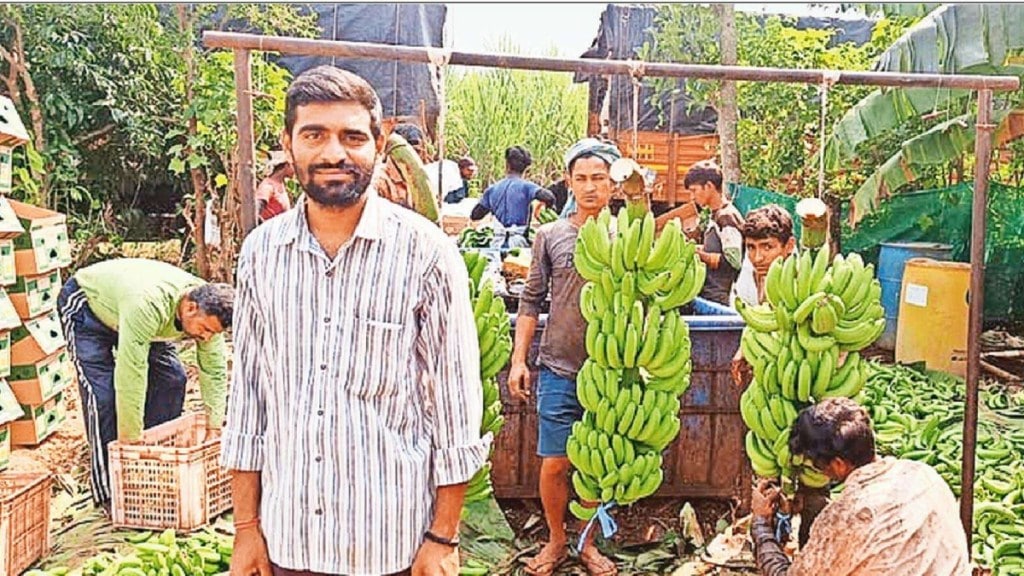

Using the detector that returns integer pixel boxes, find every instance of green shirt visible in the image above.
[74,258,227,440]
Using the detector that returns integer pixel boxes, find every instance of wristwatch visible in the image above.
[423,529,460,548]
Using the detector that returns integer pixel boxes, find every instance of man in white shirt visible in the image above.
[223,65,488,576]
[731,204,796,307]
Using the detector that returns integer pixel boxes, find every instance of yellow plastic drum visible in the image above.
[895,258,970,377]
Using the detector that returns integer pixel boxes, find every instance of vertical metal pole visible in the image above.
[234,49,257,236]
[960,88,993,543]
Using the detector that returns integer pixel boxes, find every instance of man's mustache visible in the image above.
[309,162,367,174]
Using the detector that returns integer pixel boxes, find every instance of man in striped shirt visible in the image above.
[221,66,489,576]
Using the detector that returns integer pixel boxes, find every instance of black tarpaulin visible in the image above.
[579,4,877,134]
[275,3,445,120]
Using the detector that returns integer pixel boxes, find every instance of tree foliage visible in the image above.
[826,4,1024,221]
[0,4,315,277]
[641,9,912,198]
[444,38,588,188]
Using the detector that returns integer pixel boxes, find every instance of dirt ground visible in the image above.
[496,497,758,575]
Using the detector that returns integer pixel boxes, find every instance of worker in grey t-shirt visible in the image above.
[685,160,745,305]
[507,138,622,576]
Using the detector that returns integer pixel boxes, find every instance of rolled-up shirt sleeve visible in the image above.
[220,243,267,471]
[416,242,491,485]
[517,226,550,318]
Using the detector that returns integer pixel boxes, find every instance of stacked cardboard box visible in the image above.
[6,200,72,446]
[0,97,73,447]
[0,98,49,455]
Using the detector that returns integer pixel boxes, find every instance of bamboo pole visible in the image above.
[233,49,257,235]
[204,31,1020,91]
[960,88,994,543]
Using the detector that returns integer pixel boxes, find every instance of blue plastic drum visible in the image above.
[877,242,953,350]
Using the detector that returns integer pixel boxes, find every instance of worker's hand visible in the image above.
[507,360,531,402]
[730,353,751,388]
[230,526,273,576]
[411,540,459,576]
[118,435,143,446]
[752,479,782,520]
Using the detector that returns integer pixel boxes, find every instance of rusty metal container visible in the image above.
[491,298,749,503]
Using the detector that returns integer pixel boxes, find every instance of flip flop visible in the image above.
[523,544,569,576]
[579,545,618,576]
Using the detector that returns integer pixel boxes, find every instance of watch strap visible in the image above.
[423,529,460,548]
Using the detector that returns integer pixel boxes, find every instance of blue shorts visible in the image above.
[536,367,584,457]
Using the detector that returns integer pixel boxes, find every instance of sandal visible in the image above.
[579,545,618,576]
[523,542,569,576]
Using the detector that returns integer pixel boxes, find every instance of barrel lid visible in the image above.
[904,257,970,269]
[879,241,953,251]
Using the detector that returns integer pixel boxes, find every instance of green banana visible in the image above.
[735,298,780,332]
[795,250,813,302]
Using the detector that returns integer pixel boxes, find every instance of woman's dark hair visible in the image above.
[505,146,532,174]
[285,65,383,139]
[789,397,875,469]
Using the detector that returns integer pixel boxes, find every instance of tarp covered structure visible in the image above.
[276,3,445,121]
[578,4,878,134]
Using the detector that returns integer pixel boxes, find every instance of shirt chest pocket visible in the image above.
[339,316,412,399]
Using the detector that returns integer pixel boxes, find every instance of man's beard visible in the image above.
[299,161,374,207]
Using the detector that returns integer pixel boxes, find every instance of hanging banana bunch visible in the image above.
[462,250,512,503]
[735,242,885,489]
[566,206,705,520]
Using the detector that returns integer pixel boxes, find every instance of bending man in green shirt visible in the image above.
[57,258,234,507]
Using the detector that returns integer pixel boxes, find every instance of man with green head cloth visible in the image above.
[508,138,622,576]
[558,138,623,219]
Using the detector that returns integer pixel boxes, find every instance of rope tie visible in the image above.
[775,511,793,543]
[427,48,453,205]
[577,501,619,552]
[817,71,840,198]
[628,61,647,157]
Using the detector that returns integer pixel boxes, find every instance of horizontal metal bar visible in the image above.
[204,31,1021,92]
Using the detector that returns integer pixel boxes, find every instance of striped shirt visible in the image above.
[221,190,490,575]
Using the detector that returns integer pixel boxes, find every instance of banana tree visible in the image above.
[826,4,1024,222]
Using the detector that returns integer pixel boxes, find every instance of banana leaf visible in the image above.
[849,109,1010,222]
[827,4,1024,171]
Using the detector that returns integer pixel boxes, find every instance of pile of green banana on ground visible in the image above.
[862,362,1024,571]
[28,529,231,576]
[735,245,885,488]
[568,207,705,517]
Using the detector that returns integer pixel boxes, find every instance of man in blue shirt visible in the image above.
[471,146,555,227]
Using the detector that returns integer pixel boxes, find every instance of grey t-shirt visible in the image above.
[699,203,745,305]
[518,219,588,381]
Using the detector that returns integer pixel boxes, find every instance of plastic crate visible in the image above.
[0,472,52,575]
[0,425,9,471]
[109,412,232,531]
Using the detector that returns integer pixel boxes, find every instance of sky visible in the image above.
[444,3,858,58]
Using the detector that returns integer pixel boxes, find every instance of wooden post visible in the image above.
[960,88,994,543]
[233,49,257,237]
